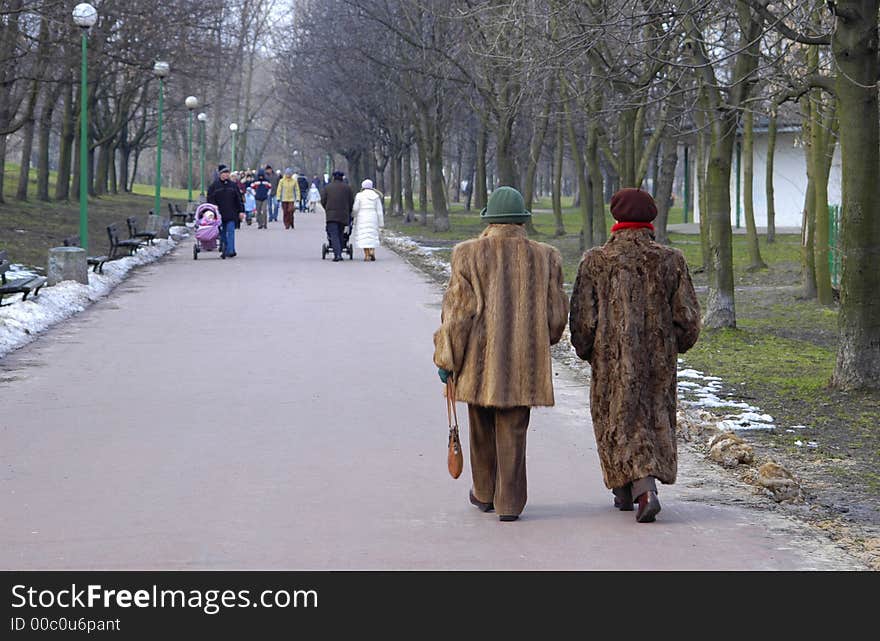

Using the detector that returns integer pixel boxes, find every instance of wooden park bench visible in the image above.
[168,202,189,227]
[106,223,143,259]
[126,216,156,246]
[63,235,110,274]
[0,250,48,306]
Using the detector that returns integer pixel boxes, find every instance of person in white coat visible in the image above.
[352,179,385,261]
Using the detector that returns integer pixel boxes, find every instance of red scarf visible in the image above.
[611,222,654,233]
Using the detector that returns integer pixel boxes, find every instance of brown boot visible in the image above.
[635,491,661,523]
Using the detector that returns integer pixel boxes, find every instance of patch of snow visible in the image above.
[0,239,178,360]
[381,230,452,279]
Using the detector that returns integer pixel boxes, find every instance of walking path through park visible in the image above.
[0,210,863,570]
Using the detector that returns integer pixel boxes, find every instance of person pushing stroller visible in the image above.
[321,170,354,262]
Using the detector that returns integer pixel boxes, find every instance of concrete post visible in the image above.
[47,247,88,286]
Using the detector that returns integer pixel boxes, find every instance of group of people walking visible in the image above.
[205,164,384,262]
[433,186,701,524]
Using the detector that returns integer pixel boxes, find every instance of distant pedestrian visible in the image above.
[321,170,354,262]
[265,165,280,222]
[207,164,244,258]
[244,186,256,226]
[296,173,310,212]
[352,179,384,261]
[433,186,568,522]
[307,181,321,213]
[276,168,301,230]
[251,169,273,229]
[569,188,701,523]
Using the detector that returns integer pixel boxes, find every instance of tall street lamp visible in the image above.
[153,60,170,217]
[185,95,199,204]
[73,3,97,251]
[197,112,207,198]
[229,123,238,172]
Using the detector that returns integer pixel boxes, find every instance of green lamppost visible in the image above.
[153,60,170,216]
[73,3,97,251]
[185,95,199,205]
[229,122,238,172]
[197,112,207,198]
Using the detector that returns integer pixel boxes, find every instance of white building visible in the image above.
[691,127,842,229]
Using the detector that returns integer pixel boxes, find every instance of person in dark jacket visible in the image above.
[296,173,310,212]
[265,165,280,222]
[251,169,273,229]
[207,164,244,258]
[321,170,354,261]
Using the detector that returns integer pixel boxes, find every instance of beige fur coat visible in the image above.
[433,224,568,408]
[569,228,701,488]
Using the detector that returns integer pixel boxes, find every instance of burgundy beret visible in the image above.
[610,188,657,222]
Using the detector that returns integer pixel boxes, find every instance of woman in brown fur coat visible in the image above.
[433,187,568,522]
[569,188,701,523]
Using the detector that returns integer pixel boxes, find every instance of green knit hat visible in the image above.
[480,186,531,224]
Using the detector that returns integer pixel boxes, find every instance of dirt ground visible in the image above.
[384,228,880,571]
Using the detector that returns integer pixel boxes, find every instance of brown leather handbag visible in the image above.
[446,378,463,479]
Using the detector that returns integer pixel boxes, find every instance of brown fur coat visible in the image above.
[569,228,701,489]
[433,224,568,408]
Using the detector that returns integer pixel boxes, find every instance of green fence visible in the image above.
[829,204,841,289]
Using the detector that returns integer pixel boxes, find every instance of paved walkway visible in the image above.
[0,209,860,569]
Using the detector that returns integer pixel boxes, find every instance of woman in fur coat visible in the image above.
[569,188,701,523]
[352,179,384,261]
[433,187,569,522]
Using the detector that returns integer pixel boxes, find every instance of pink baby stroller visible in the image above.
[193,203,223,259]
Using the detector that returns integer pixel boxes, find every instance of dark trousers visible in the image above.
[467,404,531,517]
[326,221,344,258]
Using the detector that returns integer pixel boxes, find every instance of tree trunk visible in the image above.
[743,109,767,270]
[109,141,119,195]
[694,99,711,274]
[36,86,59,202]
[765,109,777,243]
[403,143,414,218]
[95,143,110,196]
[15,94,37,201]
[119,143,131,194]
[552,121,565,236]
[454,142,462,202]
[55,80,74,201]
[564,86,591,250]
[813,99,838,306]
[802,177,818,299]
[417,124,428,225]
[495,114,517,188]
[129,147,141,193]
[0,135,7,204]
[703,115,737,328]
[653,138,678,245]
[832,0,880,389]
[523,94,552,212]
[429,119,449,232]
[389,149,400,216]
[587,118,606,245]
[474,123,488,210]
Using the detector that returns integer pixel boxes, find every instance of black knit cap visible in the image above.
[218,164,229,173]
